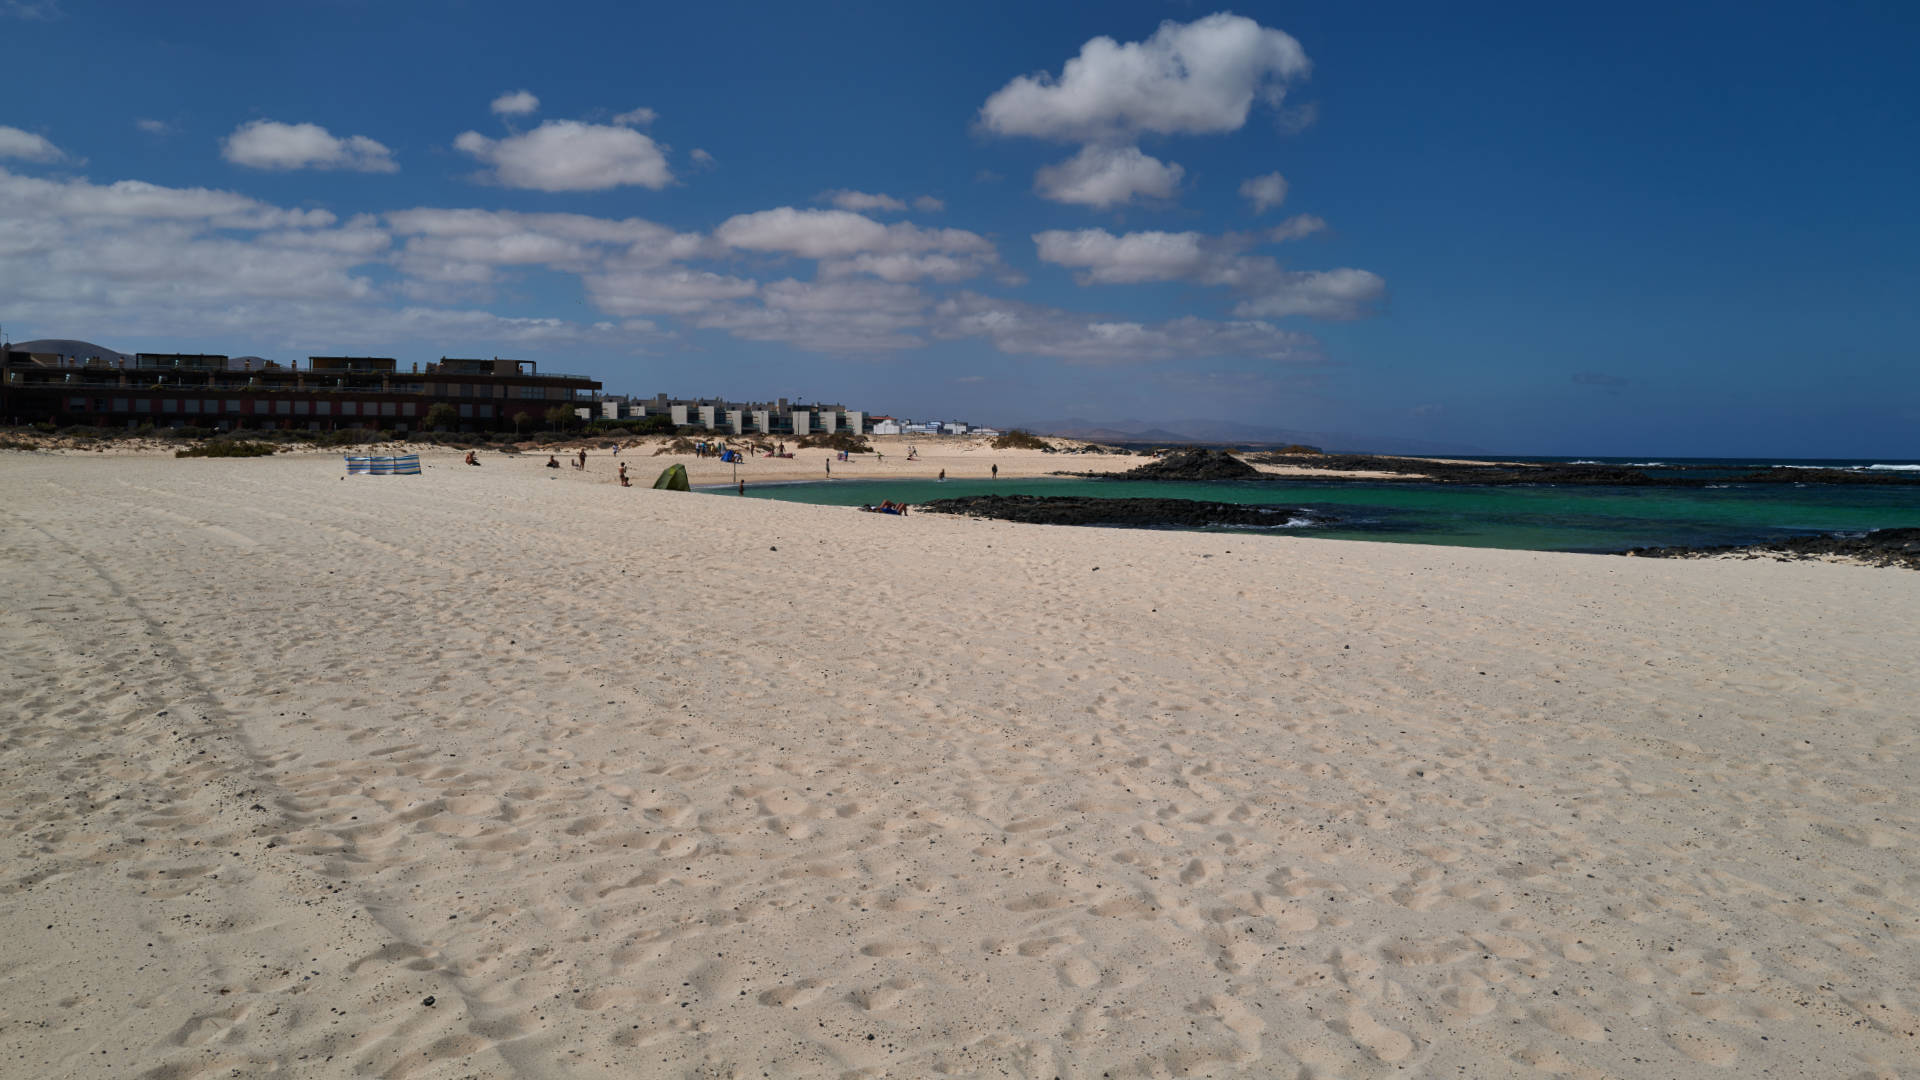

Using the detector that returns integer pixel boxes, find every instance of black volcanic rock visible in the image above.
[1113,448,1261,481]
[1627,527,1920,569]
[917,495,1324,530]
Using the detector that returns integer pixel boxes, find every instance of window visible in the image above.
[184,399,201,414]
[276,400,291,415]
[69,396,88,409]
[315,401,331,416]
[162,399,179,414]
[112,398,129,412]
[381,402,397,417]
[135,399,153,413]
[459,404,474,419]
[341,402,357,417]
[401,402,416,417]
[478,404,494,418]
[225,400,241,413]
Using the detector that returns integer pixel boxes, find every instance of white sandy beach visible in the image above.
[3,450,1917,1079]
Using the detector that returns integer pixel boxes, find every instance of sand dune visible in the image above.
[2,451,1916,1079]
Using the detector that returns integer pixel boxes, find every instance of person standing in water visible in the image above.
[938,468,945,481]
[991,463,998,480]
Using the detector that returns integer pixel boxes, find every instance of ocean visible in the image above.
[729,456,1920,554]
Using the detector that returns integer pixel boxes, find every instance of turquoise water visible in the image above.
[726,476,1920,553]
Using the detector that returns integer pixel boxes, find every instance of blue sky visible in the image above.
[3,1,1916,455]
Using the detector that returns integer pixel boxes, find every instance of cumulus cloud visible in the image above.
[611,106,657,127]
[1230,268,1385,320]
[697,279,930,352]
[933,292,1318,364]
[585,269,759,316]
[1034,144,1183,208]
[455,121,671,191]
[821,189,908,213]
[2,0,61,19]
[715,207,992,260]
[0,125,65,162]
[1035,225,1383,320]
[0,165,664,351]
[1240,171,1287,214]
[221,120,397,173]
[913,195,945,213]
[689,148,716,168]
[819,252,992,283]
[490,90,539,117]
[978,13,1309,142]
[1267,214,1326,242]
[385,207,702,289]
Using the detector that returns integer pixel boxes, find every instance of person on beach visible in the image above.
[618,462,630,486]
[464,450,480,466]
[938,468,945,481]
[737,479,745,496]
[825,457,831,478]
[576,448,587,469]
[546,455,560,468]
[991,463,998,480]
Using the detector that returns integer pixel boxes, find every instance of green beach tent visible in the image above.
[652,463,690,490]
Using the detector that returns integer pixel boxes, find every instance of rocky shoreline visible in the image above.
[1625,527,1920,569]
[917,494,1327,530]
[1247,453,1920,486]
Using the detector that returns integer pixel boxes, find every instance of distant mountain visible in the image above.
[7,338,133,364]
[1019,416,1488,456]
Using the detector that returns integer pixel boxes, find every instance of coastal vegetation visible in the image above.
[174,440,277,458]
[991,429,1054,451]
[796,431,872,453]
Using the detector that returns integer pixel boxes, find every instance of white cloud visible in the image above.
[698,279,929,352]
[821,189,907,213]
[0,165,662,352]
[1035,228,1210,284]
[933,292,1318,364]
[491,90,540,117]
[0,166,332,228]
[221,120,397,173]
[819,252,992,283]
[0,125,65,162]
[454,121,671,191]
[913,195,945,213]
[611,106,656,127]
[1239,171,1287,214]
[385,207,702,289]
[978,13,1309,142]
[1230,268,1385,320]
[1034,225,1383,320]
[714,207,992,260]
[585,269,759,316]
[135,118,174,137]
[2,0,61,19]
[1268,214,1326,242]
[1034,144,1183,208]
[690,148,716,168]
